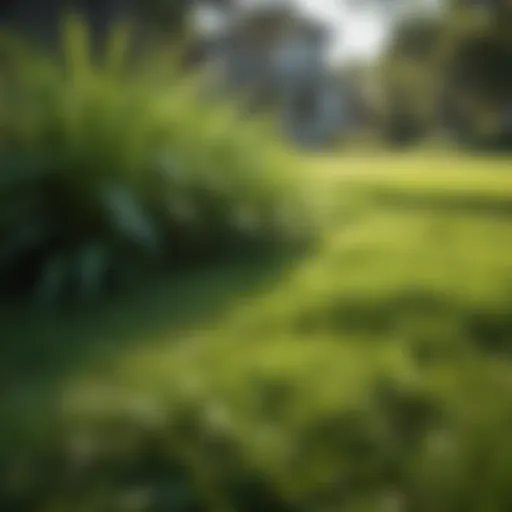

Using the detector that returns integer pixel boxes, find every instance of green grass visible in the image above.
[2,153,512,511]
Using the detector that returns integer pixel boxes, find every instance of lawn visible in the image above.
[2,152,512,511]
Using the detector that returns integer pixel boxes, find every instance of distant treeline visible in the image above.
[379,0,512,150]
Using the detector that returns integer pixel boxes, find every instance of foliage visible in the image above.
[134,0,190,38]
[2,153,512,511]
[380,1,512,149]
[0,19,313,305]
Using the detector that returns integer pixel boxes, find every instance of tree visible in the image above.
[380,0,512,149]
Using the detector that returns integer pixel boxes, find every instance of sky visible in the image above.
[297,0,389,62]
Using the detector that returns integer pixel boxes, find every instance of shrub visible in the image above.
[0,18,312,304]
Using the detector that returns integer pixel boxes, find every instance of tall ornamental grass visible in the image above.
[0,17,313,304]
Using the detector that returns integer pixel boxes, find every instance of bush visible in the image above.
[0,18,312,305]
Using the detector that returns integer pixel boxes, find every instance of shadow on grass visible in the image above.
[0,244,309,459]
[1,245,308,387]
[293,286,512,360]
[370,190,512,217]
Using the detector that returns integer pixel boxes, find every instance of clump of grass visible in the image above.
[0,16,313,305]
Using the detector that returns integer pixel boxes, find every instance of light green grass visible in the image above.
[2,153,512,511]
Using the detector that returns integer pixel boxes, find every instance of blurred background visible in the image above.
[1,0,511,152]
[1,1,512,511]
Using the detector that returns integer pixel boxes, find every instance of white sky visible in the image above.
[298,0,388,62]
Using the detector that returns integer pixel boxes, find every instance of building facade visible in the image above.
[192,0,349,148]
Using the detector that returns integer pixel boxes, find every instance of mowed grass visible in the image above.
[2,153,512,511]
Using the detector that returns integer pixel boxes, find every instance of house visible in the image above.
[191,0,349,148]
